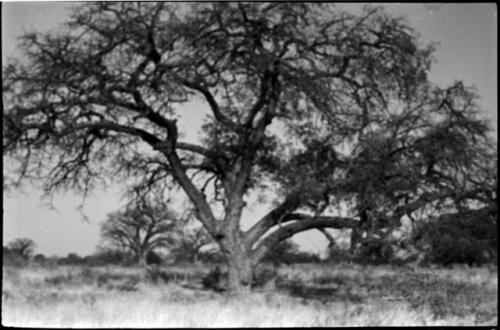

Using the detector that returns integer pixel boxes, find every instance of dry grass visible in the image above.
[2,262,497,327]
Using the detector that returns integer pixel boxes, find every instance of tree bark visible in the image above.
[138,250,148,268]
[226,250,254,295]
[350,226,362,255]
[217,225,255,294]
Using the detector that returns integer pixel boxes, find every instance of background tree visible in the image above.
[3,2,496,293]
[87,247,133,267]
[100,193,177,267]
[33,253,47,264]
[5,238,36,261]
[170,222,214,264]
[58,252,84,265]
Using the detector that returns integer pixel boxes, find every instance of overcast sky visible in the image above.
[2,2,497,257]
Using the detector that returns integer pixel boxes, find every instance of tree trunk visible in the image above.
[226,252,253,295]
[218,232,254,294]
[138,251,147,268]
[350,226,362,255]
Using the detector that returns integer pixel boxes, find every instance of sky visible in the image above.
[2,2,498,257]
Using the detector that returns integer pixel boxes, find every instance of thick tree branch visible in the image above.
[244,190,304,249]
[252,215,358,262]
[153,120,219,234]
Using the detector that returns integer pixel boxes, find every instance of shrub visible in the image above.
[263,240,322,266]
[252,265,278,288]
[86,249,134,266]
[33,254,47,264]
[58,253,85,265]
[3,248,27,267]
[414,210,497,266]
[145,266,171,285]
[146,250,162,265]
[197,249,225,264]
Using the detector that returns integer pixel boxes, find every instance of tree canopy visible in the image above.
[3,2,496,293]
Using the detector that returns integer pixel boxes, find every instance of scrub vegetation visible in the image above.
[2,262,497,327]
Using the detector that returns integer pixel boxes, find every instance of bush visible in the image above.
[414,210,497,266]
[262,240,321,266]
[85,249,134,266]
[33,254,47,264]
[58,253,85,265]
[146,251,162,265]
[252,265,278,288]
[197,249,225,264]
[145,266,171,285]
[324,246,354,264]
[201,265,226,292]
[3,248,28,266]
[354,238,395,265]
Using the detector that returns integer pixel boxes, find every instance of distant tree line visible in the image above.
[4,196,496,268]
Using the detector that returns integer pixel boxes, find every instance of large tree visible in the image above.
[3,3,496,293]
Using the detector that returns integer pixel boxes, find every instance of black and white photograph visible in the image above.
[2,1,497,327]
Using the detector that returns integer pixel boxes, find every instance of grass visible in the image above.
[2,262,497,327]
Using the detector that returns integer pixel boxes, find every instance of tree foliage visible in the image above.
[3,2,496,292]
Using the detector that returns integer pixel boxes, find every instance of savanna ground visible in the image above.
[2,262,497,327]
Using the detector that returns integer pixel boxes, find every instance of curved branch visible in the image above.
[244,190,304,249]
[252,215,358,263]
[244,183,334,249]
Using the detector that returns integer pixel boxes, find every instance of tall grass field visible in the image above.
[2,263,497,327]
